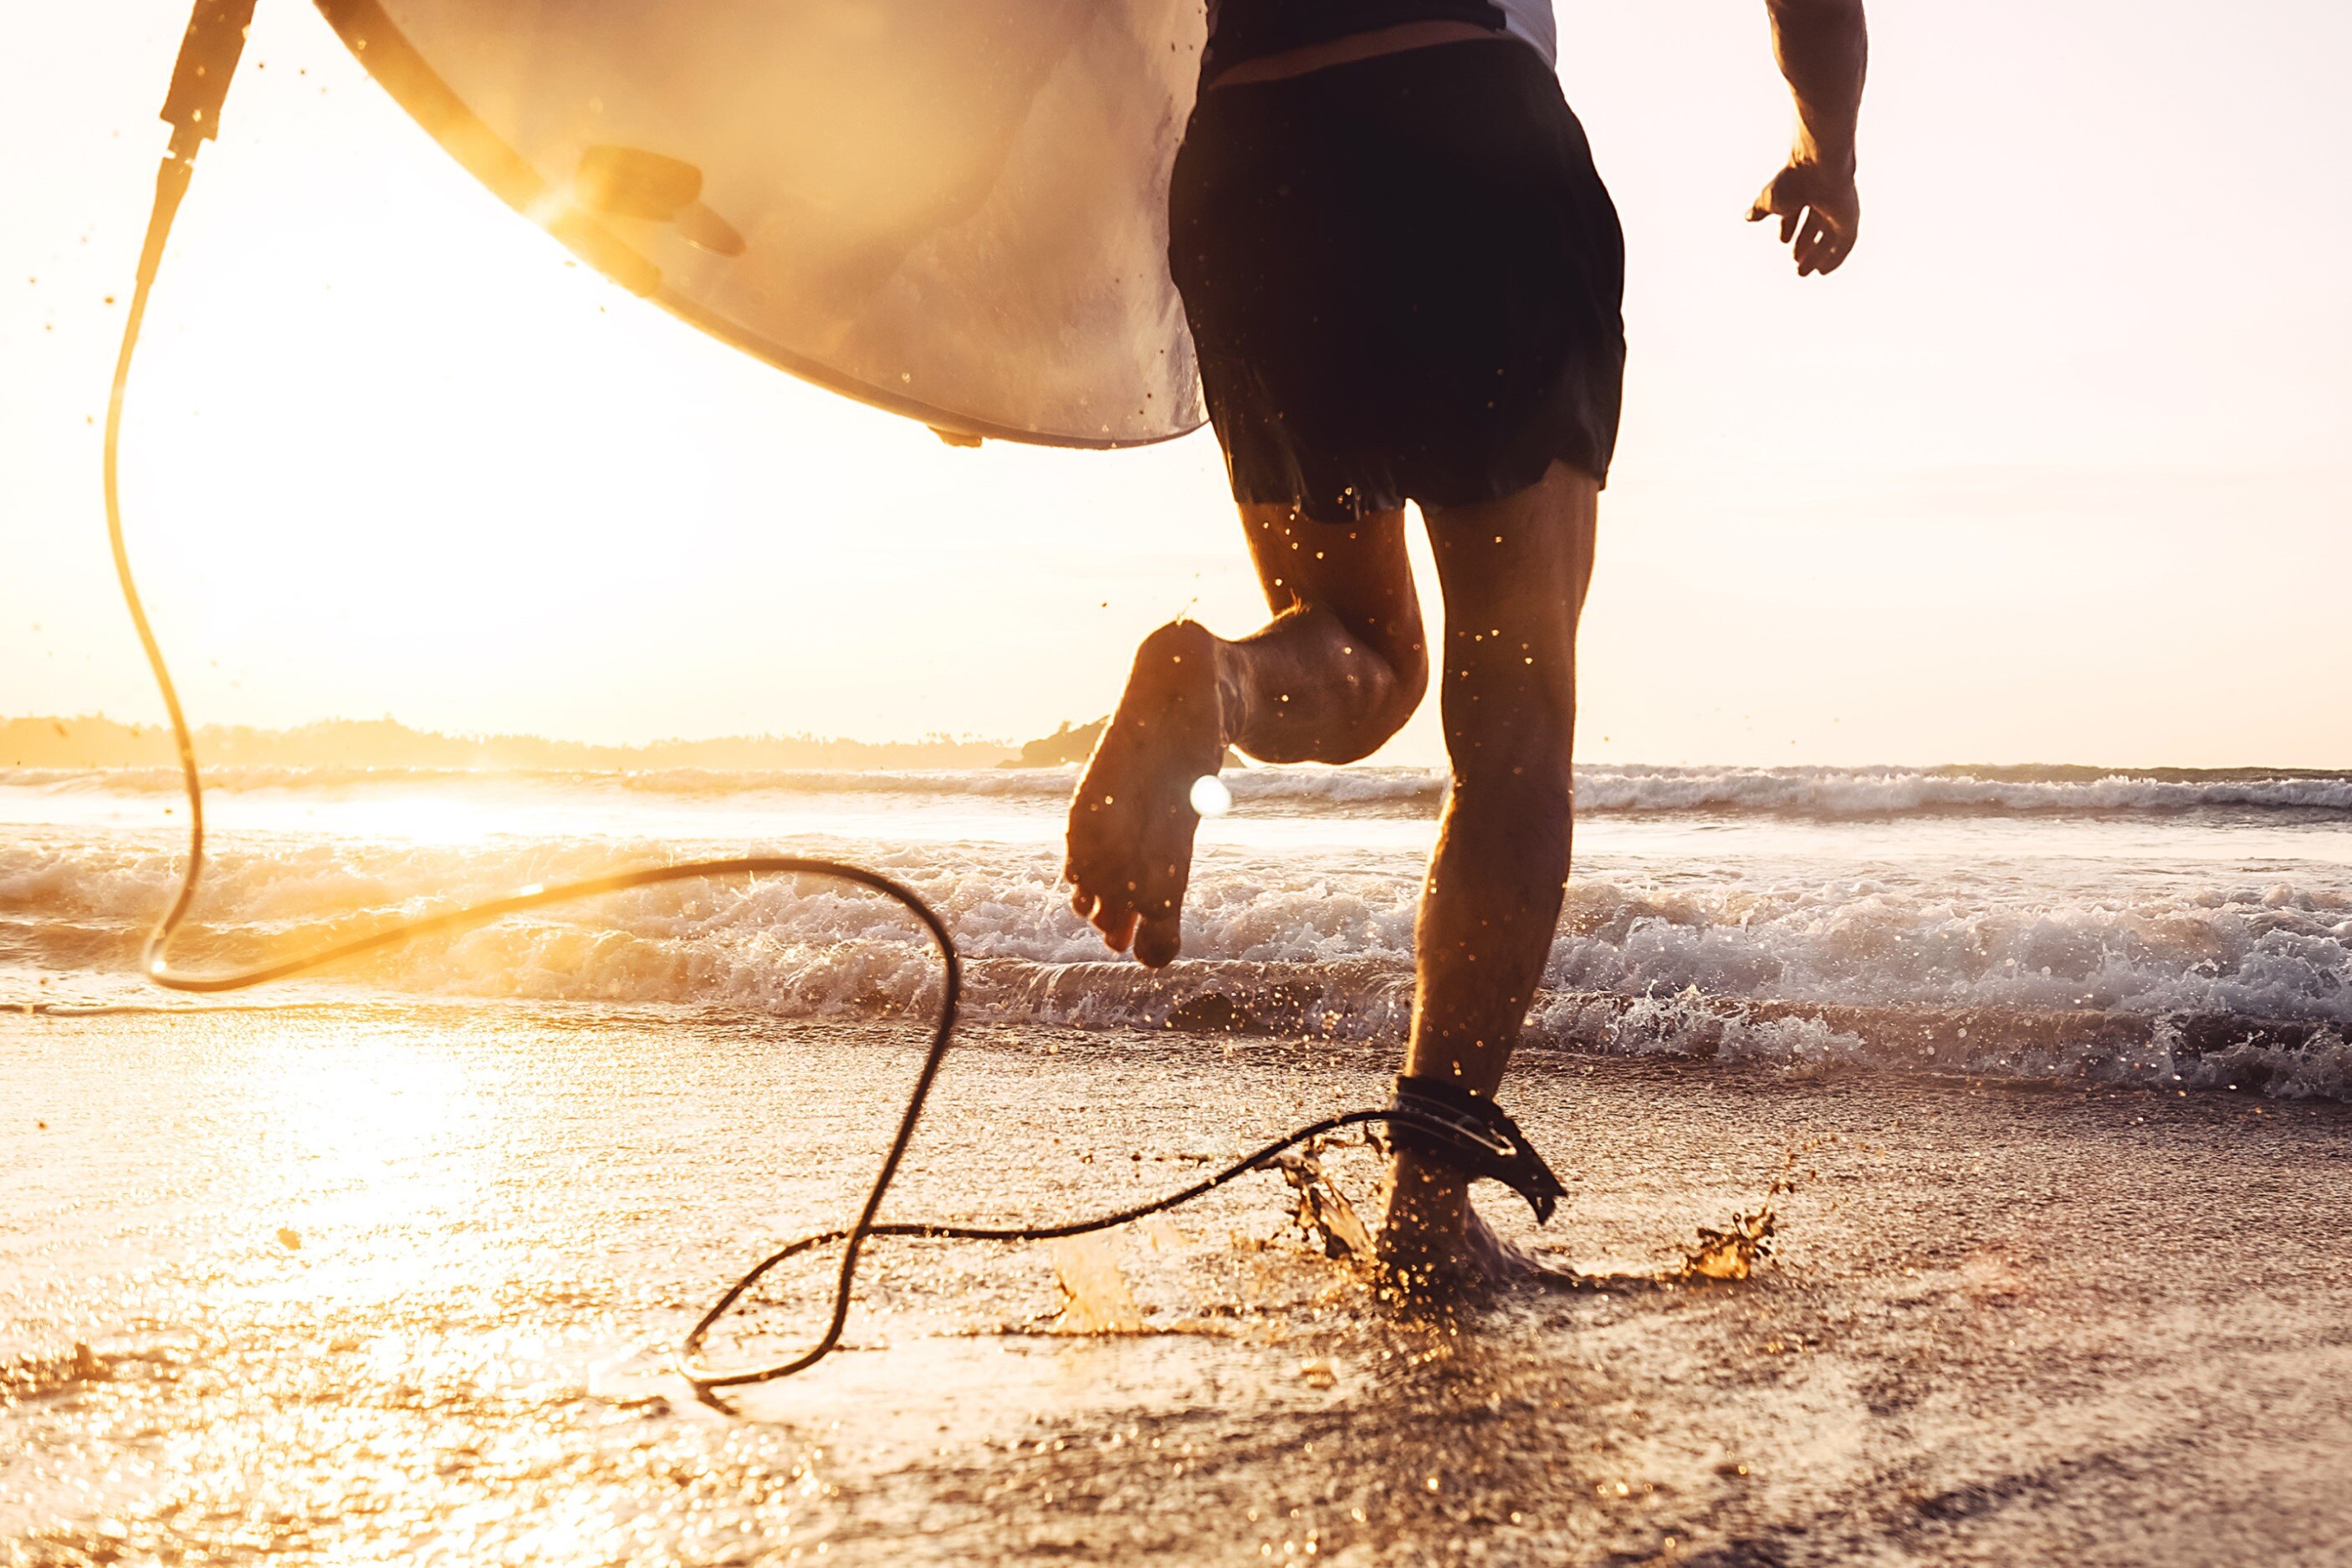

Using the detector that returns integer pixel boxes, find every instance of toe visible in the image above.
[1100,907,1140,953]
[1133,911,1183,968]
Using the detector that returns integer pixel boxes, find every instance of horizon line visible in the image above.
[2,714,2344,779]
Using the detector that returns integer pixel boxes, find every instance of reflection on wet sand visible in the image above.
[7,1007,2352,1565]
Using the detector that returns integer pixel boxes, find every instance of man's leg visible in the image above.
[1066,503,1430,965]
[1378,461,1598,1286]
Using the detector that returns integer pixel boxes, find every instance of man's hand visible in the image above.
[1746,157,1859,277]
[1755,0,1865,277]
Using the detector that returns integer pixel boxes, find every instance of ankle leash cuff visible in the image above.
[1384,1075,1567,1223]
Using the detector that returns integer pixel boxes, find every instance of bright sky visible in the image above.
[4,2,2347,767]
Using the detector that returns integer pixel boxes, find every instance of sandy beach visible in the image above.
[12,1,2352,1562]
[8,1002,2348,1566]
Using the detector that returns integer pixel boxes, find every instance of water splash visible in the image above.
[1675,1207,1778,1281]
[1265,1131,1799,1292]
[1047,1236,1145,1333]
[1272,1136,1373,1261]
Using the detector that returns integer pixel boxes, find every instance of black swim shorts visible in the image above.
[1168,37,1625,523]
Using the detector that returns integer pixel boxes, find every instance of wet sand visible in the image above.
[5,1004,2349,1565]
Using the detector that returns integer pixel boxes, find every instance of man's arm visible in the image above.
[1746,0,1867,277]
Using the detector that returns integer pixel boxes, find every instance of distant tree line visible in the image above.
[0,714,1023,771]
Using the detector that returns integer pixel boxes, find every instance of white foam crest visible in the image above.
[12,763,2349,819]
[8,833,2352,1099]
[1524,987,2352,1100]
[1549,876,2352,1025]
[1531,987,1874,1071]
[8,839,2352,1027]
[1569,766,2352,819]
[0,835,1425,963]
[2154,1025,2352,1099]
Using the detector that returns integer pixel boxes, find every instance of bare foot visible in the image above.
[1065,621,1228,967]
[1375,1164,1581,1303]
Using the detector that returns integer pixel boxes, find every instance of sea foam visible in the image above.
[8,826,2349,1099]
[8,762,2352,819]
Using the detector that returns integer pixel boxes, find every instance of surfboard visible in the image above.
[311,0,1209,447]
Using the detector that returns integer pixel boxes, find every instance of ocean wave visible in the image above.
[8,833,2351,1099]
[1572,765,2352,819]
[1523,988,2352,1101]
[8,763,2351,820]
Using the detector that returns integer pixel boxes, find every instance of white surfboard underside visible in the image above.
[315,0,1210,447]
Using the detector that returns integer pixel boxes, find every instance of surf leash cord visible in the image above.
[105,0,1562,1402]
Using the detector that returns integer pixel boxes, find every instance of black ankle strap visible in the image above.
[1383,1075,1566,1224]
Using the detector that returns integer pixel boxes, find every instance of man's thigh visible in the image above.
[1420,462,1598,649]
[1419,462,1598,738]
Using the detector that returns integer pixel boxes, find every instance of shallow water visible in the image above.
[9,1005,2352,1565]
[8,762,2352,1558]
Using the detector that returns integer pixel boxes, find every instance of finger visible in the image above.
[1778,205,1801,245]
[1100,907,1140,954]
[1810,212,1854,273]
[1802,212,1843,273]
[1750,169,1792,224]
[1133,911,1184,968]
[1818,220,1852,274]
[1793,216,1828,275]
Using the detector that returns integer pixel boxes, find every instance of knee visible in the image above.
[1455,733,1572,807]
[1368,634,1430,741]
[1251,610,1426,764]
[1134,616,1219,673]
[1439,626,1574,774]
[1312,627,1425,762]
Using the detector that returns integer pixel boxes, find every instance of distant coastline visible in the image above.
[0,714,1024,772]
